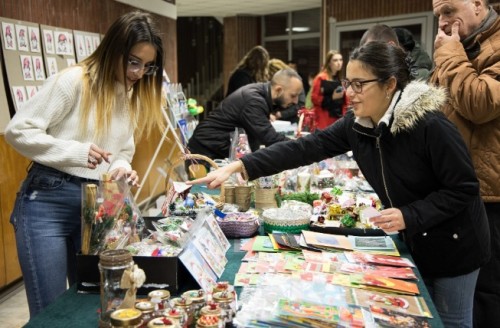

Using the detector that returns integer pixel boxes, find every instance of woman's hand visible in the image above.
[87,144,111,169]
[186,161,242,189]
[109,167,141,187]
[369,208,406,233]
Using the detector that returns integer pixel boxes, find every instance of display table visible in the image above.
[24,236,444,328]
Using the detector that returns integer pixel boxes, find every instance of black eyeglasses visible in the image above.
[127,58,158,76]
[341,78,383,93]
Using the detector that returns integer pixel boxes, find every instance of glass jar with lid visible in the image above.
[110,308,143,328]
[148,289,171,312]
[212,291,235,324]
[170,296,194,326]
[182,289,206,321]
[99,249,135,327]
[164,308,187,328]
[195,314,221,328]
[147,316,180,328]
[135,301,155,327]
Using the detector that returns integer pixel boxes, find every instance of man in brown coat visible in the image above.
[430,1,500,326]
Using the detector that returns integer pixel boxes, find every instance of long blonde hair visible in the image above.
[79,11,165,140]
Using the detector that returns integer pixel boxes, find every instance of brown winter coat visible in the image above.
[430,15,500,203]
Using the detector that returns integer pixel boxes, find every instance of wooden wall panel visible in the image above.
[222,16,260,95]
[0,136,30,286]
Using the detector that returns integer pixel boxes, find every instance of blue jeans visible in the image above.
[424,269,479,328]
[10,163,98,318]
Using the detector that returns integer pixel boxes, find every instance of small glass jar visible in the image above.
[147,316,179,328]
[195,314,221,328]
[164,308,188,328]
[99,249,134,328]
[135,301,155,326]
[212,291,235,324]
[182,289,206,321]
[170,296,194,326]
[148,289,171,312]
[110,308,143,328]
[200,303,222,318]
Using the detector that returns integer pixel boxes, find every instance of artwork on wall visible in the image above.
[2,22,16,50]
[15,24,29,52]
[43,29,54,54]
[26,85,38,100]
[32,55,45,80]
[12,86,27,110]
[46,56,58,77]
[20,55,34,81]
[28,26,41,53]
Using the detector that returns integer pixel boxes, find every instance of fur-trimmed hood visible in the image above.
[355,81,447,135]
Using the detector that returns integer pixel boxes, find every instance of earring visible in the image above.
[386,92,390,99]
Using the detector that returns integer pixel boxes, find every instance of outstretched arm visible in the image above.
[186,160,245,189]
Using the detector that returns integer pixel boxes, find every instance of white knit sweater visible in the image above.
[5,66,135,180]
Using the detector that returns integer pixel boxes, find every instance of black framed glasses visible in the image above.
[341,78,383,93]
[127,58,158,76]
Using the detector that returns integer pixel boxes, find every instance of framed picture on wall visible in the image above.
[12,86,27,111]
[46,56,58,76]
[20,55,34,81]
[43,29,54,54]
[28,26,41,53]
[75,34,86,58]
[2,22,16,50]
[32,55,45,80]
[26,85,38,100]
[15,24,29,52]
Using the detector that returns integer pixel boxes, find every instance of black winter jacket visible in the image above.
[242,81,490,278]
[188,82,288,160]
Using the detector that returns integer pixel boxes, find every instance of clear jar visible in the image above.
[195,314,221,328]
[135,301,155,327]
[164,308,188,328]
[148,289,171,313]
[212,291,235,324]
[182,289,205,321]
[110,308,143,328]
[170,297,194,326]
[99,249,134,328]
[147,316,179,328]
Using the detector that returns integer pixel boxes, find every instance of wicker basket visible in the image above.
[165,153,225,206]
[216,213,260,238]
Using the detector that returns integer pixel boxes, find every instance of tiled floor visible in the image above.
[0,282,29,328]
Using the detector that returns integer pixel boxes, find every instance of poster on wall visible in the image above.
[28,26,41,53]
[1,22,16,50]
[42,29,54,54]
[11,86,27,110]
[20,55,34,81]
[15,24,29,51]
[32,55,45,80]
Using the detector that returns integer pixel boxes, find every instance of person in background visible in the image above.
[429,0,500,326]
[359,23,399,46]
[268,58,305,124]
[187,68,303,160]
[311,50,348,129]
[226,45,269,97]
[304,72,316,109]
[394,27,433,80]
[5,11,165,318]
[189,41,490,328]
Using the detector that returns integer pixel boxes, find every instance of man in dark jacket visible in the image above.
[187,68,303,160]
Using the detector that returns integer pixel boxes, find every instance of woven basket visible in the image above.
[165,153,225,206]
[216,213,259,238]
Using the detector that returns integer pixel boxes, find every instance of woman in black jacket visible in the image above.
[189,42,490,327]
